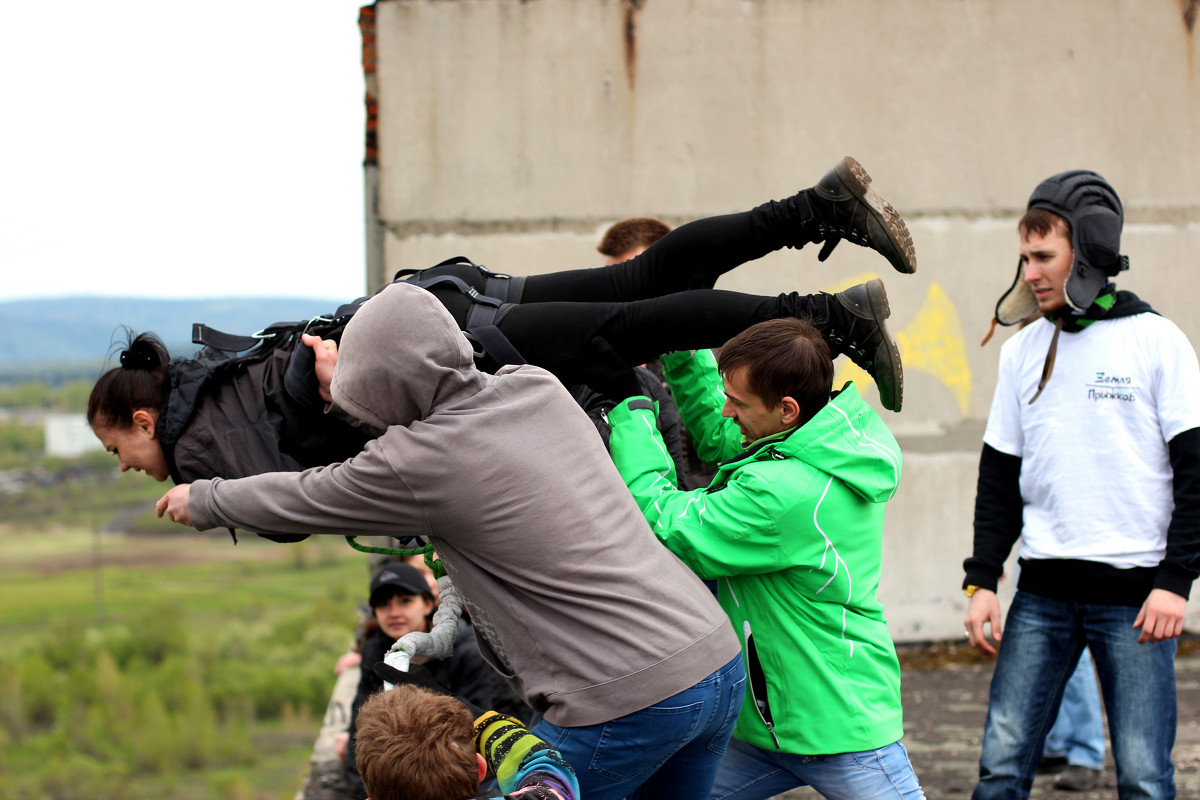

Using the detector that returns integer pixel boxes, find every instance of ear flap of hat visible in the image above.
[1027,171,1125,314]
[1065,204,1126,312]
[995,258,1038,326]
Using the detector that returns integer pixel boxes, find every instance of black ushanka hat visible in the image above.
[992,170,1128,328]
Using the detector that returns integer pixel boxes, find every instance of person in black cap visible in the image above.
[344,562,528,799]
[962,170,1200,800]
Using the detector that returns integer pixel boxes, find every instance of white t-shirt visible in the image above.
[984,312,1200,568]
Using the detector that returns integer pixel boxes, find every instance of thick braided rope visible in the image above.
[382,575,462,677]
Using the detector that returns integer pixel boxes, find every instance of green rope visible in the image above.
[343,537,446,579]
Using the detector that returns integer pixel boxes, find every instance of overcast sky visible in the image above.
[1,0,370,301]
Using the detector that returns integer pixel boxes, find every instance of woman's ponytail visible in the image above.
[87,331,171,428]
[118,336,165,371]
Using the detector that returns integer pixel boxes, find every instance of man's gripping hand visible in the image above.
[1134,588,1187,644]
[301,333,339,404]
[155,484,194,527]
[964,588,1003,657]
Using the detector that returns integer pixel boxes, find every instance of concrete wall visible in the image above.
[363,0,1200,641]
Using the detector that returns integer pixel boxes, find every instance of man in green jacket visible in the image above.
[606,309,925,800]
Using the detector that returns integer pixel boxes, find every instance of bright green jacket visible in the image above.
[607,349,905,755]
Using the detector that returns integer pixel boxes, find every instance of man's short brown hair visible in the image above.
[597,217,673,260]
[355,685,477,800]
[1018,207,1071,241]
[717,318,833,426]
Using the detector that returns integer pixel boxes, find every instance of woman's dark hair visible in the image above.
[87,330,171,428]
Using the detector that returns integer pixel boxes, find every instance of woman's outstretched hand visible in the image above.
[155,484,193,527]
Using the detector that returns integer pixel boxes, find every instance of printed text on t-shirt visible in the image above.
[1087,372,1136,402]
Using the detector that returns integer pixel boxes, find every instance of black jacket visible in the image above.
[343,619,531,799]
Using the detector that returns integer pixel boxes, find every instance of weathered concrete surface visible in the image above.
[363,0,1200,640]
[773,643,1200,799]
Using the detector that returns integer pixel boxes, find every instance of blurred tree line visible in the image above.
[0,380,92,412]
[0,600,350,799]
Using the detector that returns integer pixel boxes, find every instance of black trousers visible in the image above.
[406,199,818,380]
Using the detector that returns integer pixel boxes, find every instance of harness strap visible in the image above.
[468,323,525,366]
[405,274,505,309]
[402,272,527,365]
[484,274,515,302]
[191,323,265,352]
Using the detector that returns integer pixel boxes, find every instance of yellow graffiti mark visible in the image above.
[827,276,971,416]
[832,359,873,398]
[895,282,971,416]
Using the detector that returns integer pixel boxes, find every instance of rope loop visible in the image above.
[343,536,446,579]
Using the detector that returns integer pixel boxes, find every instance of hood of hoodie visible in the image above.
[769,382,902,504]
[330,282,486,434]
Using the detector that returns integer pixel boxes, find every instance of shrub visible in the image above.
[130,692,177,775]
[0,537,363,797]
[13,653,59,727]
[34,751,139,800]
[0,660,27,741]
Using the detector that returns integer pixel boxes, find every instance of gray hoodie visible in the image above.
[188,282,739,726]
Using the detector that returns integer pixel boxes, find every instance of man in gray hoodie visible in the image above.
[155,281,745,800]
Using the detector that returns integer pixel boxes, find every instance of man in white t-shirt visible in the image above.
[962,170,1200,800]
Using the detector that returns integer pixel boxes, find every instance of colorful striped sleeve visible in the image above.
[473,711,579,800]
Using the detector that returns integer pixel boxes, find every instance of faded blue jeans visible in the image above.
[1042,647,1105,770]
[974,591,1177,800]
[532,654,745,800]
[710,737,925,800]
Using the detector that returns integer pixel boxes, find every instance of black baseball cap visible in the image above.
[368,563,432,608]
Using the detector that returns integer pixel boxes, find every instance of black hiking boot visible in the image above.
[815,279,903,412]
[798,156,917,274]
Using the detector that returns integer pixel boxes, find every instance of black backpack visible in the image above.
[161,258,527,482]
[158,297,370,486]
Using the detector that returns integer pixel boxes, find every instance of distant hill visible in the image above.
[0,296,352,374]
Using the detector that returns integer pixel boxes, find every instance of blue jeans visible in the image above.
[974,591,1176,800]
[710,737,925,800]
[1042,647,1105,770]
[532,654,745,800]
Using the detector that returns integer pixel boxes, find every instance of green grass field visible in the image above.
[0,481,375,800]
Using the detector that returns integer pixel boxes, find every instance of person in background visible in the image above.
[964,170,1200,800]
[597,216,673,264]
[344,563,528,799]
[1040,648,1106,791]
[333,554,440,763]
[588,216,693,484]
[355,663,578,800]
